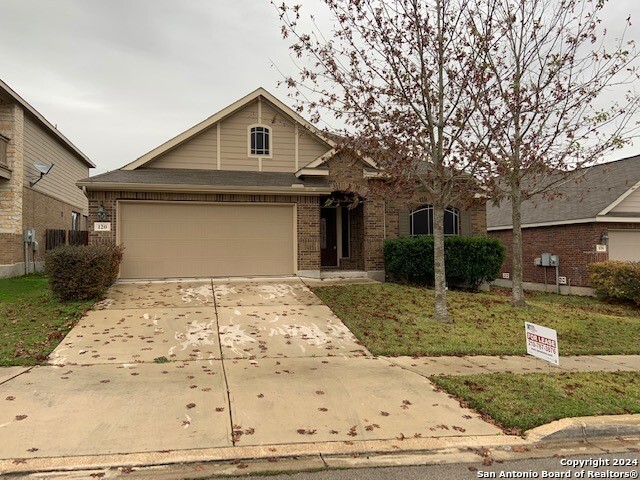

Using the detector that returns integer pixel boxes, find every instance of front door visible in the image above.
[320,208,338,267]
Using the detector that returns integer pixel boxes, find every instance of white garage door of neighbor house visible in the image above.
[608,230,640,262]
[119,202,295,279]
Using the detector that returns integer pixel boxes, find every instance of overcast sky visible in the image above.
[1,0,639,175]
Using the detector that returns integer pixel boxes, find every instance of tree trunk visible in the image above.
[510,178,527,307]
[432,201,452,322]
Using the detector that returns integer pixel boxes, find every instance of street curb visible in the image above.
[2,415,639,477]
[525,414,640,443]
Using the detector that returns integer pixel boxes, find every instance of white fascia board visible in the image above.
[595,215,640,223]
[487,217,597,231]
[295,168,330,178]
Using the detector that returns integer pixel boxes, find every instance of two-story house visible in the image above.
[0,79,95,278]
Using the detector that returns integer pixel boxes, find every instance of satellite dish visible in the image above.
[30,162,54,186]
[34,162,53,175]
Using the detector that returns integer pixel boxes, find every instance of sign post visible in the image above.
[525,322,559,366]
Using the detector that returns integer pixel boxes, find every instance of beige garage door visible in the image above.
[119,202,295,278]
[608,230,640,261]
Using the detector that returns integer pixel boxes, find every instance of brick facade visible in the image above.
[489,222,640,287]
[0,187,84,266]
[86,153,489,278]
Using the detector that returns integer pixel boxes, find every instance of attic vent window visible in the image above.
[250,126,270,156]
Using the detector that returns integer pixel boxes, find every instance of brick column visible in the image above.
[363,199,385,278]
[297,197,321,275]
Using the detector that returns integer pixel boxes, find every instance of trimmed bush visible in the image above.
[588,260,640,305]
[384,236,506,289]
[45,244,124,301]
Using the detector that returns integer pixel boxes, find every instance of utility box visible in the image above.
[540,253,560,267]
[24,228,35,244]
[534,257,542,266]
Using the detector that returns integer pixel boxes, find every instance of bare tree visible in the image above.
[468,0,640,306]
[274,0,490,322]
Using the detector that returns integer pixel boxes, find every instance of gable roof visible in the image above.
[122,87,335,171]
[487,155,640,229]
[0,78,95,168]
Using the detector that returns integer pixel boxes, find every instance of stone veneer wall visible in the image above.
[0,103,24,265]
[87,191,321,271]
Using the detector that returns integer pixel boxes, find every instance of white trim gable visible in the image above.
[122,87,335,171]
[597,179,640,216]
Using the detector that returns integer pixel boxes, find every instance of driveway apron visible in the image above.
[0,278,501,461]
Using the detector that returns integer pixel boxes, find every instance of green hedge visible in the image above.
[384,236,505,288]
[45,244,124,301]
[588,260,640,305]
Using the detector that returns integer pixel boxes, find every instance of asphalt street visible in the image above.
[223,452,640,480]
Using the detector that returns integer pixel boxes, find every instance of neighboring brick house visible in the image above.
[0,79,95,278]
[79,88,486,280]
[487,156,640,293]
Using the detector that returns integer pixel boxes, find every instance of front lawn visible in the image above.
[431,371,640,432]
[311,283,640,356]
[0,274,94,366]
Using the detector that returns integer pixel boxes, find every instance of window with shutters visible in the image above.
[410,205,460,236]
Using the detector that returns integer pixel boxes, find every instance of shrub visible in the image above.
[384,236,506,289]
[45,244,124,301]
[588,260,640,305]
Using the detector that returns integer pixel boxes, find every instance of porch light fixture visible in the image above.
[97,203,107,221]
[600,231,608,245]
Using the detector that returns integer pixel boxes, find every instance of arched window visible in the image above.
[249,125,270,156]
[410,205,460,236]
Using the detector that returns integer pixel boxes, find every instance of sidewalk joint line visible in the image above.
[211,277,236,447]
[0,366,34,386]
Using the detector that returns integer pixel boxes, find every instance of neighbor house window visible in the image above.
[249,126,270,156]
[71,211,80,231]
[0,136,8,169]
[410,205,459,236]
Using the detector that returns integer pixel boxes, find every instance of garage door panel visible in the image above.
[119,203,295,278]
[608,230,640,261]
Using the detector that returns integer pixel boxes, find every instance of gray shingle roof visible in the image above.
[487,155,640,228]
[79,168,330,189]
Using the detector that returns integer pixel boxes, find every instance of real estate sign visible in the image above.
[525,322,559,365]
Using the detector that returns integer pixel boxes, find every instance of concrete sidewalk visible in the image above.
[0,278,638,477]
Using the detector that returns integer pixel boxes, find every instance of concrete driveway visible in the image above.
[0,278,500,462]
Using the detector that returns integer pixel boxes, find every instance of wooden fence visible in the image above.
[45,229,89,250]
